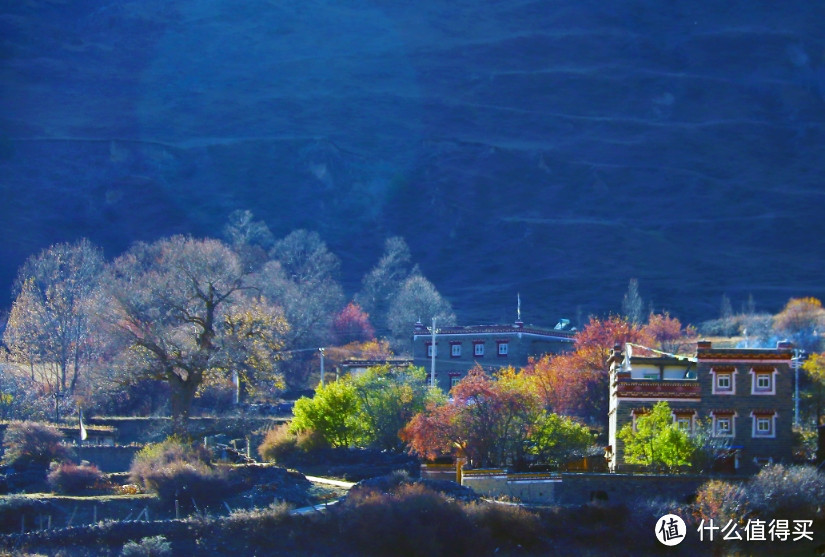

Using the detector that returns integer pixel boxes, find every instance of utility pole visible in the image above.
[430,318,437,388]
[319,347,325,387]
[793,348,802,427]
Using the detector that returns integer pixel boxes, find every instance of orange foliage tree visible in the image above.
[523,315,655,424]
[643,312,697,354]
[401,367,540,468]
[773,297,825,353]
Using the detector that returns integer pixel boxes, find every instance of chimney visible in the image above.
[696,340,712,350]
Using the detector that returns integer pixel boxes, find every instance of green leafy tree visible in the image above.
[290,378,362,448]
[618,401,698,472]
[526,413,595,467]
[352,365,436,451]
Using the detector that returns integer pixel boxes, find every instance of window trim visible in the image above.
[711,367,737,395]
[711,411,737,438]
[473,341,485,357]
[496,341,509,357]
[750,367,777,395]
[450,342,462,358]
[751,411,777,438]
[672,411,696,433]
[426,343,437,357]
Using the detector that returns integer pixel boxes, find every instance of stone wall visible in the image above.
[75,446,141,473]
[457,468,744,506]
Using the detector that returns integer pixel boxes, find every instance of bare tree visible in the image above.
[3,239,104,395]
[103,236,288,434]
[223,209,274,272]
[387,275,455,351]
[621,278,643,325]
[356,236,415,332]
[253,230,344,387]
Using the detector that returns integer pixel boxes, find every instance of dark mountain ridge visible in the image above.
[2,1,825,326]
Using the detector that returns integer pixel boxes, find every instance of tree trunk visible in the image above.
[170,375,199,437]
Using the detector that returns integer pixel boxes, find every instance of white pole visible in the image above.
[430,318,436,388]
[794,349,801,427]
[319,348,325,387]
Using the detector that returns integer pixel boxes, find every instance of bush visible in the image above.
[465,501,543,548]
[120,535,172,557]
[694,465,825,524]
[2,421,72,469]
[744,464,825,519]
[336,483,483,557]
[694,479,747,524]
[129,437,229,507]
[47,462,108,494]
[257,424,297,463]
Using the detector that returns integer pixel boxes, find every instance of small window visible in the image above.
[450,376,461,387]
[427,344,437,357]
[752,414,775,438]
[675,416,693,432]
[717,374,731,390]
[715,418,732,436]
[474,343,485,357]
[497,342,509,356]
[451,344,461,357]
[752,372,774,395]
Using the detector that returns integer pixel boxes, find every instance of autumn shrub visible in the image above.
[1,421,72,469]
[47,462,108,494]
[693,479,747,524]
[257,424,297,463]
[120,535,172,557]
[129,437,229,507]
[336,483,483,557]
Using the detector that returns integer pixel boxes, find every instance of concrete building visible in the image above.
[412,319,575,391]
[606,340,795,474]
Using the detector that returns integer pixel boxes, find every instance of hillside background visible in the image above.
[2,1,825,326]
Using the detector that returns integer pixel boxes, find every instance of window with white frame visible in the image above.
[497,341,509,356]
[711,367,736,395]
[751,368,776,395]
[473,342,484,357]
[450,343,461,357]
[712,413,736,437]
[426,343,437,357]
[673,413,694,433]
[450,375,462,387]
[751,413,776,438]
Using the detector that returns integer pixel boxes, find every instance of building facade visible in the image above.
[412,319,575,391]
[606,340,794,474]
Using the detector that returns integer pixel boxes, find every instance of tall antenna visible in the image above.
[517,293,521,321]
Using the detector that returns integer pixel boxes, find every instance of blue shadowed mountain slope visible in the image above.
[1,1,825,325]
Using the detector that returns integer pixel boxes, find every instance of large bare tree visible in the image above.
[103,236,288,434]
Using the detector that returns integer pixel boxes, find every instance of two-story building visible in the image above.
[412,319,575,391]
[606,340,794,474]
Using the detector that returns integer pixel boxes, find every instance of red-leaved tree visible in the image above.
[401,367,540,468]
[331,302,375,345]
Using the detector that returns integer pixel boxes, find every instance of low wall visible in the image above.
[75,446,141,473]
[461,470,561,503]
[87,416,287,444]
[458,469,743,505]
